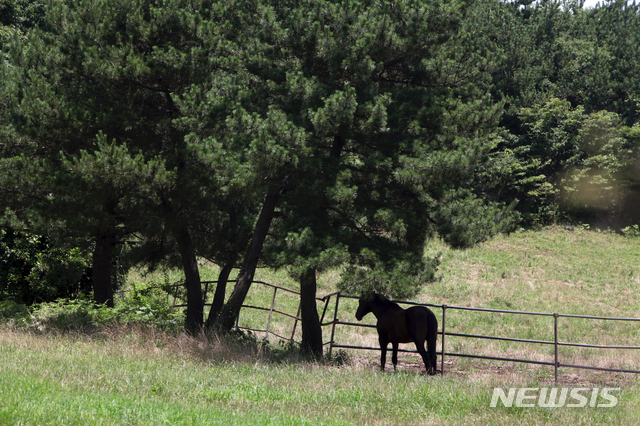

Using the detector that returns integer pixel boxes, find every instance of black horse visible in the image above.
[355,293,438,375]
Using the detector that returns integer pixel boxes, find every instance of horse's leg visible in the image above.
[427,331,437,376]
[414,337,431,374]
[391,342,399,371]
[379,336,388,371]
[406,310,432,374]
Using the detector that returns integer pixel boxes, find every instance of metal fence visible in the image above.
[190,280,640,383]
[191,280,339,343]
[328,295,640,383]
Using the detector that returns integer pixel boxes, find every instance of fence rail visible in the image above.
[173,280,640,383]
[328,294,640,382]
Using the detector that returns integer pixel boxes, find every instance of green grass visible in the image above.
[1,328,639,425]
[424,226,640,317]
[417,227,640,379]
[2,227,640,424]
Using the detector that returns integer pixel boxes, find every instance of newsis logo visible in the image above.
[490,387,620,408]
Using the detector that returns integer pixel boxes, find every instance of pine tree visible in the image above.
[1,0,227,326]
[194,0,517,338]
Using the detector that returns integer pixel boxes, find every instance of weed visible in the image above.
[622,224,640,238]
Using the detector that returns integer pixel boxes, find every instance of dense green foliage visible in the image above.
[478,0,640,226]
[0,0,43,45]
[0,282,184,331]
[1,0,640,333]
[0,229,91,304]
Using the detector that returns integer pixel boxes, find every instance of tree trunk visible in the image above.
[215,185,280,331]
[205,260,234,329]
[300,266,323,359]
[175,227,203,333]
[92,228,117,308]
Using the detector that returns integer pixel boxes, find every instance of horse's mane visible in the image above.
[373,293,401,310]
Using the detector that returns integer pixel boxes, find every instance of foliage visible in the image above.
[112,284,185,331]
[230,0,519,300]
[0,299,28,319]
[478,98,640,226]
[1,0,197,310]
[622,224,640,238]
[0,228,91,304]
[2,0,640,333]
[468,0,640,227]
[582,0,640,126]
[0,0,44,46]
[2,284,185,331]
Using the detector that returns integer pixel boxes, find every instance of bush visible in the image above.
[28,297,114,330]
[113,283,184,331]
[622,224,640,238]
[0,300,29,320]
[1,284,184,332]
[0,229,92,305]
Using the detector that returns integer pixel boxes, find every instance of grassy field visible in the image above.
[2,226,640,425]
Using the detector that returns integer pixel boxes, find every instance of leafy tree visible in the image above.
[559,108,628,220]
[472,0,640,225]
[0,0,44,46]
[581,0,640,125]
[481,0,637,124]
[477,98,636,226]
[486,0,577,118]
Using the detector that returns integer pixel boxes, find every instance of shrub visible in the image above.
[0,300,29,320]
[1,284,184,332]
[622,224,640,238]
[0,229,92,305]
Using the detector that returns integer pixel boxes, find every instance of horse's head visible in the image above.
[355,299,369,321]
[355,293,375,321]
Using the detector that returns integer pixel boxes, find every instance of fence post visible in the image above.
[319,295,331,324]
[328,292,341,358]
[290,302,301,341]
[203,281,210,305]
[554,313,559,383]
[441,305,447,376]
[265,286,278,340]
